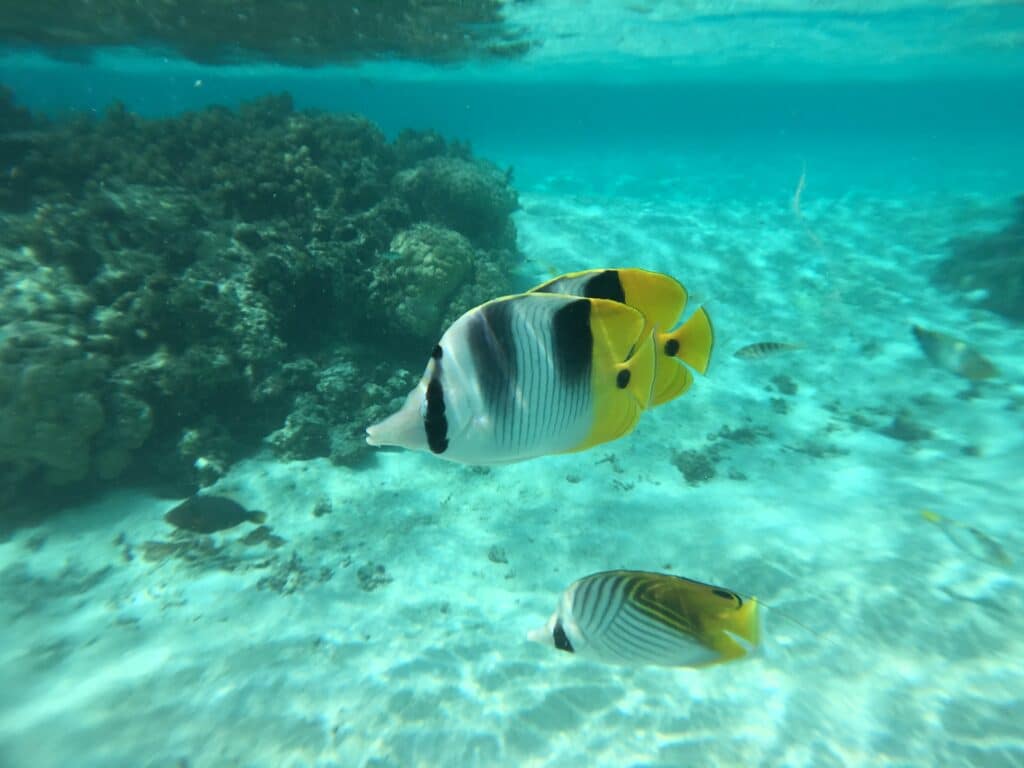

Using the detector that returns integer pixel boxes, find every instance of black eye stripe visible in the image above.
[553,620,574,653]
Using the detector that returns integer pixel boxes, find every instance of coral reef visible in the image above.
[935,196,1024,322]
[0,86,520,517]
[0,1,530,66]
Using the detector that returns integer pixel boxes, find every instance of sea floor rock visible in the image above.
[935,195,1024,322]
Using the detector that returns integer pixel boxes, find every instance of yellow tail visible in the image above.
[648,307,713,407]
[707,596,761,664]
[659,306,714,376]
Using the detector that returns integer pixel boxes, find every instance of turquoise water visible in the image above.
[2,4,1023,767]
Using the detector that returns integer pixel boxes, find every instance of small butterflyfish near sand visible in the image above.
[921,509,1012,568]
[366,269,714,464]
[733,342,803,360]
[529,268,714,406]
[911,325,999,381]
[528,570,760,667]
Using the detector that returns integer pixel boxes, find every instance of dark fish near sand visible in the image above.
[911,325,998,381]
[734,342,802,360]
[165,495,267,534]
[528,570,760,667]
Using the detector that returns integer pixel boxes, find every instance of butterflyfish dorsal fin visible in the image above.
[615,268,688,333]
[530,268,689,336]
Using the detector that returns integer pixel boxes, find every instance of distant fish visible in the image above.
[921,509,1011,568]
[528,570,760,667]
[733,342,802,360]
[530,268,714,406]
[911,325,998,381]
[165,495,266,534]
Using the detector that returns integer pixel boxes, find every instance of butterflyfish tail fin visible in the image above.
[660,306,714,376]
[706,595,761,665]
[732,596,761,658]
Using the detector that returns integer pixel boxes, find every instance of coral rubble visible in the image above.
[0,86,521,518]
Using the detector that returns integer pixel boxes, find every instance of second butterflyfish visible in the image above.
[528,570,760,667]
[366,291,657,464]
[530,268,714,406]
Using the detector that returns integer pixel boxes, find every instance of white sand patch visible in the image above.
[2,177,1022,768]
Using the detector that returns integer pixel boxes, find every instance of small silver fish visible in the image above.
[734,342,802,360]
[911,325,998,381]
[922,509,1012,568]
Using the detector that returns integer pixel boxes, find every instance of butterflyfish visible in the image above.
[911,325,999,381]
[528,570,760,667]
[733,341,803,360]
[921,509,1012,568]
[530,268,714,407]
[366,292,656,464]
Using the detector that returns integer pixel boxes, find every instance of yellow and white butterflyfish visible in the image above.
[529,268,714,407]
[528,569,760,667]
[366,292,657,464]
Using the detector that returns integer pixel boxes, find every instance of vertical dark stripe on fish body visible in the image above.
[552,298,593,392]
[424,374,448,454]
[582,270,626,304]
[467,300,517,443]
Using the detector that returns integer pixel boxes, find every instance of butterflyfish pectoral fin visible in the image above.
[658,306,714,376]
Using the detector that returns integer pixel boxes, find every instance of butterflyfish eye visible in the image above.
[664,338,680,357]
[616,369,631,389]
[552,620,574,653]
[431,345,443,360]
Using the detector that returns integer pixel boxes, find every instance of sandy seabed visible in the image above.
[2,165,1022,768]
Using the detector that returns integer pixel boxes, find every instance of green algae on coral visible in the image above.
[0,1,530,67]
[0,89,522,518]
